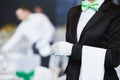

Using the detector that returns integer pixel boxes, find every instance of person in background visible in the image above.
[51,0,120,80]
[2,6,55,68]
[34,6,43,13]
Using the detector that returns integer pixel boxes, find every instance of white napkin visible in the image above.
[79,45,106,80]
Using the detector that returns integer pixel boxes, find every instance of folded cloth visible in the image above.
[79,45,106,80]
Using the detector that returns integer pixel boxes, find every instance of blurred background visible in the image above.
[0,0,82,27]
[0,0,120,80]
[0,0,82,80]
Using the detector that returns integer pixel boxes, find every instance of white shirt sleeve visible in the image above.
[40,14,55,42]
[2,25,23,52]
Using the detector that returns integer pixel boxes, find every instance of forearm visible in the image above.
[2,32,22,52]
[105,49,120,68]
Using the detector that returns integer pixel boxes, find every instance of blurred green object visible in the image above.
[16,70,34,80]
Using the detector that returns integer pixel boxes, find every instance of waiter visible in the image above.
[51,0,120,80]
[2,6,55,67]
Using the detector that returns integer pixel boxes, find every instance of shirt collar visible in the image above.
[98,0,105,8]
[24,14,32,22]
[85,0,105,8]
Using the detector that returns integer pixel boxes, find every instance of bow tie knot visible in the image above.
[81,1,99,12]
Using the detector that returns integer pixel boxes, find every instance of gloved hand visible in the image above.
[50,41,73,56]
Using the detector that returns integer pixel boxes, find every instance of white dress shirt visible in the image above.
[77,0,105,42]
[77,0,105,80]
[2,13,55,52]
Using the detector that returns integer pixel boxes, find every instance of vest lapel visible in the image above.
[71,6,82,43]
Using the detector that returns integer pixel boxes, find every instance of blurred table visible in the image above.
[0,53,40,80]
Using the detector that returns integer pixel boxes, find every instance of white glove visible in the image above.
[50,41,73,56]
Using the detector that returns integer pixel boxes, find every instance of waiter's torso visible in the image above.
[66,0,120,80]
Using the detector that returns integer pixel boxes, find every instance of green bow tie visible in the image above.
[81,1,99,12]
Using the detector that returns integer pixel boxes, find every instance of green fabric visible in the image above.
[16,70,34,80]
[24,17,30,22]
[81,0,99,12]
